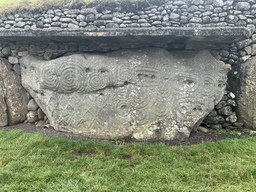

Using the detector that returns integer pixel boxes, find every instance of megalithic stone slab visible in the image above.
[0,58,28,126]
[20,48,228,141]
[0,81,8,126]
[229,56,256,129]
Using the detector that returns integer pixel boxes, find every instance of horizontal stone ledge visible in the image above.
[0,27,250,48]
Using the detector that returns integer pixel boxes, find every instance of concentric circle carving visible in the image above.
[173,73,199,93]
[88,72,107,91]
[40,66,59,91]
[59,64,85,93]
[200,75,216,97]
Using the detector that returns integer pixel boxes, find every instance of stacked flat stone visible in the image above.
[0,0,255,30]
[26,98,48,125]
[202,91,244,130]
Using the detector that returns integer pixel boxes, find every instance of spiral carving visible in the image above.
[59,64,85,93]
[118,65,132,83]
[173,73,199,93]
[40,66,59,91]
[200,75,216,97]
[88,72,107,91]
[155,102,169,117]
[131,88,150,109]
[116,100,130,117]
[134,108,150,125]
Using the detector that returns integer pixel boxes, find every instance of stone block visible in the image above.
[0,81,8,126]
[20,48,228,141]
[218,106,233,116]
[27,99,39,111]
[8,56,19,64]
[0,58,28,126]
[229,56,256,129]
[235,2,250,11]
[26,111,39,123]
[2,47,11,56]
[251,44,256,56]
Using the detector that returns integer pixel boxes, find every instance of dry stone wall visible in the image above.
[1,0,256,136]
[0,0,255,31]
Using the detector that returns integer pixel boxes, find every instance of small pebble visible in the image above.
[198,126,209,133]
[232,122,244,127]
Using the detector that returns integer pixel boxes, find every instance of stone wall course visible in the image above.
[0,0,255,30]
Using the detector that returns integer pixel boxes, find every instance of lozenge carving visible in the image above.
[21,48,228,141]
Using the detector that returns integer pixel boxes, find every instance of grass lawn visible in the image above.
[0,130,256,191]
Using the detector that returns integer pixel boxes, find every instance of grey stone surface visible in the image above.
[198,126,209,133]
[15,22,26,28]
[233,122,244,127]
[8,56,19,64]
[2,47,11,56]
[215,101,226,109]
[236,39,252,50]
[27,99,39,111]
[235,2,250,11]
[0,81,8,126]
[37,108,45,120]
[0,58,28,126]
[170,13,180,19]
[26,111,39,123]
[225,113,237,123]
[13,64,21,75]
[204,115,225,124]
[230,56,256,129]
[202,90,238,129]
[211,124,223,130]
[21,48,228,141]
[0,27,249,49]
[218,106,233,116]
[36,120,47,126]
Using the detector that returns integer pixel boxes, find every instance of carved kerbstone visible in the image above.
[21,48,228,140]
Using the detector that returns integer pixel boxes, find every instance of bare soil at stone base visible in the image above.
[1,123,256,146]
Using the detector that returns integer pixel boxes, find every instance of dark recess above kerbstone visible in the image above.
[0,27,250,50]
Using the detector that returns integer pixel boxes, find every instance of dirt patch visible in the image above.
[166,129,254,146]
[1,123,256,146]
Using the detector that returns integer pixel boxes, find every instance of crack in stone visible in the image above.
[84,81,134,95]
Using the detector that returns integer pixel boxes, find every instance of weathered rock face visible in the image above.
[21,48,228,140]
[229,56,256,129]
[0,81,8,126]
[0,58,28,126]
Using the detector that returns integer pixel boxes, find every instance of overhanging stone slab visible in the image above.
[0,27,250,49]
